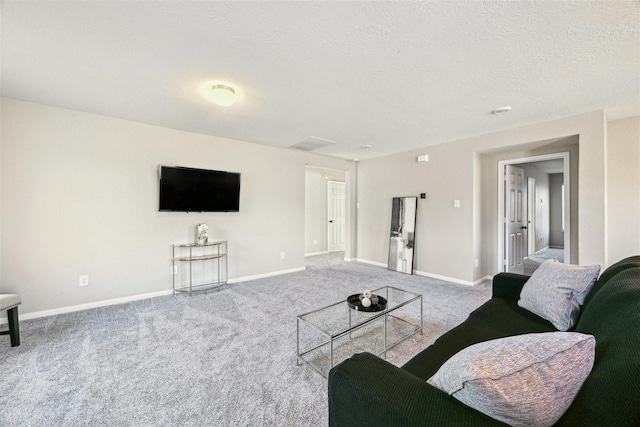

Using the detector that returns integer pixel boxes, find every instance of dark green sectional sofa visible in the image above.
[328,256,640,426]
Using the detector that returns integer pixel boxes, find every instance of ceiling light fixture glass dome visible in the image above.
[210,84,237,107]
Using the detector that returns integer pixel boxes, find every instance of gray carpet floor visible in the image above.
[0,253,491,426]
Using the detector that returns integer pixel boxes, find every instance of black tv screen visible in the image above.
[159,165,241,212]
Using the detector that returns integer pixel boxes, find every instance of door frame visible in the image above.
[304,165,352,259]
[497,152,570,272]
[527,177,536,256]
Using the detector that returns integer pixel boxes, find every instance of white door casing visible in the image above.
[327,181,346,252]
[505,165,527,273]
[527,177,536,256]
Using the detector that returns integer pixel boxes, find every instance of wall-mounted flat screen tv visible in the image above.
[159,165,241,212]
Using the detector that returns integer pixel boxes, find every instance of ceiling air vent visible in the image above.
[289,136,336,151]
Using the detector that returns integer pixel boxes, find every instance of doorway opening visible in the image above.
[497,152,570,274]
[304,165,349,258]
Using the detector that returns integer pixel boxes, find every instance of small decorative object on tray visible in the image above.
[348,291,387,312]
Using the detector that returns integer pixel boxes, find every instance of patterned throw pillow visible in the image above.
[427,332,595,427]
[518,259,600,331]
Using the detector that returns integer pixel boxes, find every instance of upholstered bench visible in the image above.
[0,294,22,346]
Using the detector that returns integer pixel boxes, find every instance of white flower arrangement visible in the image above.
[361,289,373,307]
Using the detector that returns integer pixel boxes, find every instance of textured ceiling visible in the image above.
[1,1,638,161]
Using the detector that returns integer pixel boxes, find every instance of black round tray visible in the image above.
[347,294,387,312]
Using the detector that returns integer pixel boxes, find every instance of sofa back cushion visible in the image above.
[517,259,600,331]
[581,255,640,308]
[559,265,640,425]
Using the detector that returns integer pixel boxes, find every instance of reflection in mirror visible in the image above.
[388,197,417,274]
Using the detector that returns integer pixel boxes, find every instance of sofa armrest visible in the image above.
[328,352,505,427]
[491,272,530,300]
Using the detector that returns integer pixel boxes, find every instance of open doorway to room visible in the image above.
[304,165,348,257]
[498,152,570,274]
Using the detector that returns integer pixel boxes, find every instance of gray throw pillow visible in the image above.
[427,332,595,427]
[518,258,600,331]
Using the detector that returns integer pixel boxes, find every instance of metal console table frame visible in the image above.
[172,241,228,295]
[296,286,423,377]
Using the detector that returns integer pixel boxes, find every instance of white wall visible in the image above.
[0,98,355,316]
[607,116,640,263]
[356,142,475,282]
[357,111,607,284]
[3,97,636,315]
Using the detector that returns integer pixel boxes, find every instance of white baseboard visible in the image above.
[354,258,388,268]
[1,265,486,323]
[228,267,306,284]
[355,258,489,287]
[473,275,493,286]
[1,266,307,323]
[3,289,174,323]
[304,251,329,257]
[413,270,475,286]
[414,271,492,286]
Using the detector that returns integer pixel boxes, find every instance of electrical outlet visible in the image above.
[172,265,178,275]
[475,259,479,268]
[313,239,317,245]
[280,251,286,259]
[79,275,89,287]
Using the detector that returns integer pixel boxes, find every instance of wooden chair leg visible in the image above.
[7,306,20,347]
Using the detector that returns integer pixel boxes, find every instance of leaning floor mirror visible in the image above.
[388,196,417,274]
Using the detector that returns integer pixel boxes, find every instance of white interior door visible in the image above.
[327,181,345,252]
[505,165,527,273]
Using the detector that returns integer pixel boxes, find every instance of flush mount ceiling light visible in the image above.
[491,106,512,115]
[361,144,372,149]
[210,84,236,107]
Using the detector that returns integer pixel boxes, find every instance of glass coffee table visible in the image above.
[296,286,423,377]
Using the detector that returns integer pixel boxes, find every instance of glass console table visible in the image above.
[172,241,228,295]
